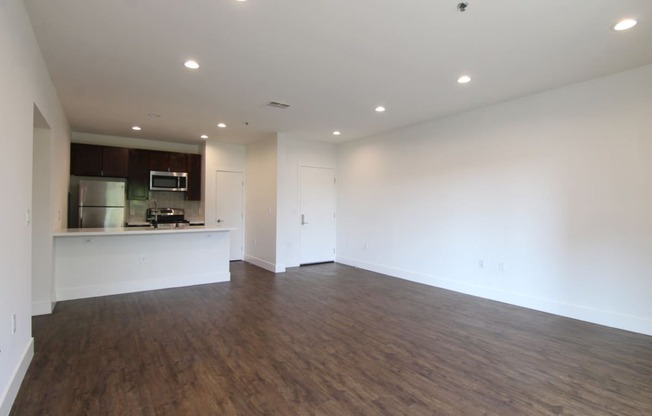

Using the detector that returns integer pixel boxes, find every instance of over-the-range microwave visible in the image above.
[150,170,188,192]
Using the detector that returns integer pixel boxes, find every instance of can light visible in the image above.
[613,19,637,31]
[375,106,386,113]
[457,75,472,84]
[184,60,200,69]
[200,135,208,139]
[217,123,227,128]
[132,126,141,131]
[333,131,341,136]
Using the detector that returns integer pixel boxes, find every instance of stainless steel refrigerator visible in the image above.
[75,180,126,228]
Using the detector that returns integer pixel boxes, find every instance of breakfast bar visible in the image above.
[52,227,231,301]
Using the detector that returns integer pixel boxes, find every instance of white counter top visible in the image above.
[53,226,232,237]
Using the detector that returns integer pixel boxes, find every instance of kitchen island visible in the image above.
[53,227,231,301]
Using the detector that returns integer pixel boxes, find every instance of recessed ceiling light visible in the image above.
[217,123,227,128]
[613,18,637,31]
[184,60,200,69]
[333,131,341,136]
[457,75,472,84]
[200,135,208,139]
[132,126,141,131]
[375,106,386,113]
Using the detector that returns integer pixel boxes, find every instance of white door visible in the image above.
[216,171,244,261]
[299,166,336,265]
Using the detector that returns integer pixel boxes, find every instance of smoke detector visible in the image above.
[457,2,468,12]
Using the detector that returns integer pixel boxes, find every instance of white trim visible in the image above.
[336,256,652,336]
[31,300,56,316]
[56,272,230,301]
[244,255,285,273]
[0,338,34,416]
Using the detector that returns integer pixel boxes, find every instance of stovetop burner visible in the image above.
[146,207,187,227]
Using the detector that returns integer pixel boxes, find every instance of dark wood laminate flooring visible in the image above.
[11,262,652,415]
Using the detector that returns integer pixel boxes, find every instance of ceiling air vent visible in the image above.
[266,101,290,109]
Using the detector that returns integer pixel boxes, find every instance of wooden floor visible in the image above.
[11,262,652,415]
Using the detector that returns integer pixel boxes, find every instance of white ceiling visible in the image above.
[24,0,652,145]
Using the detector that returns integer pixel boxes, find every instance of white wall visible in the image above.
[337,64,652,336]
[31,126,54,316]
[244,137,280,272]
[203,141,246,227]
[277,136,337,268]
[0,1,70,414]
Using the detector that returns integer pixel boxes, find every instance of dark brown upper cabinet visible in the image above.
[127,149,150,200]
[149,151,188,172]
[70,144,201,201]
[102,146,129,177]
[70,143,128,178]
[186,153,202,201]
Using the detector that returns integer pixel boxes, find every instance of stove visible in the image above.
[146,207,190,228]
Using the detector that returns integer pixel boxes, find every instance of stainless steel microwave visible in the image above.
[150,171,188,191]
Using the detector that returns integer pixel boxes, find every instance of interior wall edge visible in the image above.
[0,338,33,416]
[244,255,285,273]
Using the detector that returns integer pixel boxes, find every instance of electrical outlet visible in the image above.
[478,259,484,268]
[140,255,147,264]
[498,261,506,272]
[364,242,369,251]
[12,313,17,335]
[25,209,31,226]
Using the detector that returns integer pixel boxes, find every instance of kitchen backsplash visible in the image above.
[127,191,203,223]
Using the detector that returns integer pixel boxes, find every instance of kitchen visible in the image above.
[5,1,652,414]
[48,137,235,305]
[29,122,336,320]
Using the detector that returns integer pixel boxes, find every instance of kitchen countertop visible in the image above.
[53,226,231,237]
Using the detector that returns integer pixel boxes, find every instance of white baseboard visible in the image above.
[244,255,285,273]
[336,255,652,336]
[56,272,230,301]
[0,338,34,416]
[32,300,56,316]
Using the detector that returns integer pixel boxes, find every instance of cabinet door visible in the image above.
[168,152,188,172]
[186,153,202,201]
[71,143,102,176]
[102,146,129,177]
[128,149,150,200]
[148,150,170,172]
